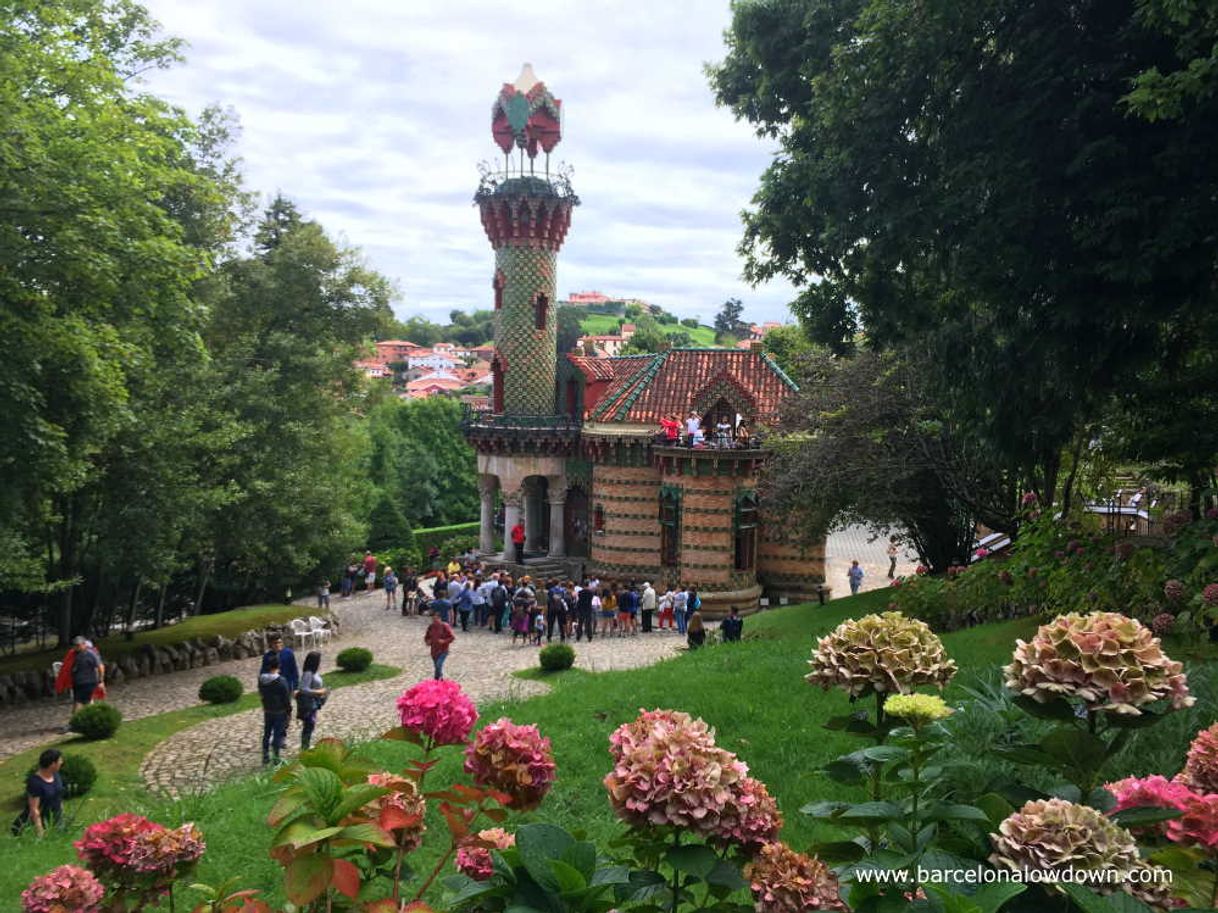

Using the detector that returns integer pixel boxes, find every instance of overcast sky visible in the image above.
[139,0,798,325]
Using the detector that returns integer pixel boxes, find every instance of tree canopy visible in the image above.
[710,0,1218,506]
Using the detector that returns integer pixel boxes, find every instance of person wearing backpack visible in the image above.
[490,576,509,634]
[258,653,293,765]
[546,580,568,642]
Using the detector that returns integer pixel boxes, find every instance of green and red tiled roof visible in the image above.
[570,349,798,425]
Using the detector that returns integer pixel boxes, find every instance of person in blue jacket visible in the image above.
[260,632,299,693]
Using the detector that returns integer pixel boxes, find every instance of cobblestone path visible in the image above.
[140,590,683,795]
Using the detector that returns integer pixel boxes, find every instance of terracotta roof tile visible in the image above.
[588,349,796,425]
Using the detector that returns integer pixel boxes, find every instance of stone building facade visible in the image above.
[463,66,824,615]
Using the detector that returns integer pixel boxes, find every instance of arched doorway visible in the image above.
[564,485,589,558]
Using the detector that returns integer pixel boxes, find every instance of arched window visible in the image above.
[659,486,681,567]
[593,504,605,534]
[493,271,504,311]
[734,490,759,571]
[534,293,549,330]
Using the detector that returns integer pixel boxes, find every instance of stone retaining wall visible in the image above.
[0,614,339,706]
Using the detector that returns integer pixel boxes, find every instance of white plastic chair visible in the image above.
[308,616,332,645]
[289,618,314,650]
[52,661,65,702]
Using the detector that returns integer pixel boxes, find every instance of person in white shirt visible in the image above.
[685,411,701,447]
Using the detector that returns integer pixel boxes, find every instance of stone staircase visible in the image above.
[481,553,585,582]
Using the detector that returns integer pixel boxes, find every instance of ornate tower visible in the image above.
[477,63,578,415]
[465,65,582,564]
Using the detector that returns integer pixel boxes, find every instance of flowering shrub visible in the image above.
[806,611,956,697]
[991,799,1168,908]
[604,708,748,836]
[1180,723,1218,793]
[883,692,953,725]
[1150,611,1176,636]
[454,828,515,881]
[1004,611,1193,715]
[396,679,478,747]
[712,775,782,851]
[366,772,427,852]
[1204,583,1218,606]
[744,842,846,913]
[20,866,104,913]
[1166,793,1218,850]
[74,813,163,876]
[464,718,556,811]
[126,822,205,875]
[1105,775,1195,836]
[1164,579,1186,602]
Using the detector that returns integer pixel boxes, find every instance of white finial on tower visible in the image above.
[514,62,540,92]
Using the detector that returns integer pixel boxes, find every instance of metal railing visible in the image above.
[461,410,582,435]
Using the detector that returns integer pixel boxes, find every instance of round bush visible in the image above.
[68,702,122,741]
[198,674,243,704]
[26,754,97,798]
[539,642,575,672]
[336,647,373,672]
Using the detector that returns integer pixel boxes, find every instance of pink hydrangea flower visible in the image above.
[1021,492,1039,506]
[1179,723,1218,794]
[126,823,206,875]
[454,828,515,881]
[396,679,478,746]
[744,842,846,913]
[604,709,749,839]
[1163,580,1186,602]
[712,776,783,852]
[75,813,164,876]
[1205,507,1218,520]
[1203,583,1218,607]
[1106,775,1195,836]
[464,718,556,811]
[1166,793,1218,850]
[974,547,990,559]
[21,866,105,913]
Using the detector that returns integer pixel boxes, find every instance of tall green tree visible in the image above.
[0,0,241,641]
[713,297,749,342]
[198,202,394,606]
[710,0,1218,505]
[764,349,1012,570]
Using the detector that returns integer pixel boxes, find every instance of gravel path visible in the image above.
[137,590,683,795]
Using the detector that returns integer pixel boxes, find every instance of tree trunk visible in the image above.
[124,580,143,633]
[154,583,168,630]
[193,556,213,617]
[1059,435,1086,517]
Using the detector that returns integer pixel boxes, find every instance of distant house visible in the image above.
[575,322,636,357]
[407,349,458,372]
[356,360,392,379]
[373,339,423,364]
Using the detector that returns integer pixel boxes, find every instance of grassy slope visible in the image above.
[579,314,718,347]
[2,591,1213,910]
[0,664,400,815]
[0,604,309,676]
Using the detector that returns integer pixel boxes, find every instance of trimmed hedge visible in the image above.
[26,754,97,798]
[415,522,479,558]
[336,647,373,672]
[68,702,122,741]
[539,642,575,672]
[198,675,243,704]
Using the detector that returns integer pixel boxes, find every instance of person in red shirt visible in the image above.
[510,521,526,564]
[362,550,377,590]
[659,414,680,444]
[424,614,455,680]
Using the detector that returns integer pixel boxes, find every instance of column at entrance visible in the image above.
[547,476,567,558]
[503,488,523,564]
[478,476,498,554]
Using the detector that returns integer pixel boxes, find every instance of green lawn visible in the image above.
[0,664,400,815]
[0,604,310,676]
[579,314,719,347]
[2,590,1213,911]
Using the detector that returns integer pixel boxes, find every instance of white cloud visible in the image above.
[140,0,797,323]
